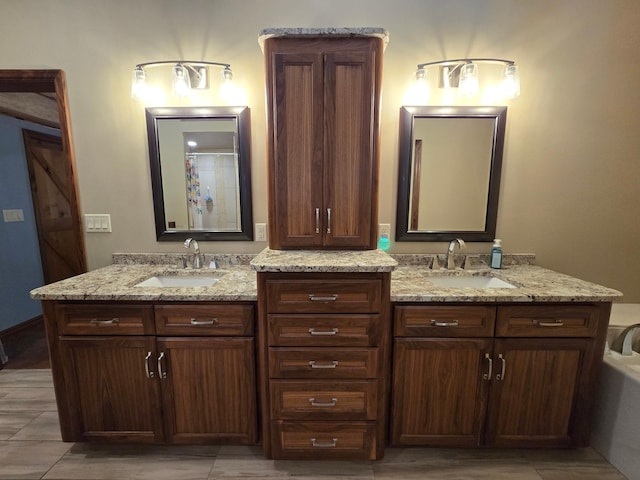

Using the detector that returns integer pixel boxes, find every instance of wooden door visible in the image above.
[23,129,86,283]
[390,338,492,447]
[323,40,380,249]
[267,43,324,249]
[60,336,163,442]
[157,337,257,444]
[485,338,592,447]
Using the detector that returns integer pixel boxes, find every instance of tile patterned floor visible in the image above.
[0,369,629,479]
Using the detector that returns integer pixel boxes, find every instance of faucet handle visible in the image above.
[431,255,441,270]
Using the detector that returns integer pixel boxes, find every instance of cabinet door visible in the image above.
[267,46,324,249]
[485,338,592,448]
[323,43,379,249]
[60,336,163,442]
[390,338,492,447]
[157,337,257,444]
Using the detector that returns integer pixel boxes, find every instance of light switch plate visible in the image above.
[85,214,112,232]
[2,209,24,222]
[255,223,267,242]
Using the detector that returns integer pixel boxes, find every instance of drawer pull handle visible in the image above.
[308,328,338,336]
[309,397,338,407]
[496,353,506,381]
[430,319,459,327]
[533,320,565,327]
[309,360,338,369]
[311,437,338,448]
[190,318,218,325]
[308,294,339,302]
[315,208,320,234]
[90,317,119,325]
[483,353,492,380]
[157,352,167,379]
[144,352,155,378]
[326,208,331,234]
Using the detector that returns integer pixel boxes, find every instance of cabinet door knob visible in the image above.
[308,328,338,336]
[309,360,338,369]
[309,397,338,407]
[90,317,119,325]
[482,353,493,380]
[144,352,155,378]
[496,353,506,381]
[311,437,338,448]
[430,319,459,327]
[157,352,167,379]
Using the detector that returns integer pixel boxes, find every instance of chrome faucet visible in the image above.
[446,238,466,270]
[610,324,640,356]
[183,237,203,269]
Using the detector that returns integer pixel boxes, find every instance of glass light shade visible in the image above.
[131,67,147,100]
[172,64,191,98]
[501,64,520,99]
[403,68,430,105]
[458,62,479,97]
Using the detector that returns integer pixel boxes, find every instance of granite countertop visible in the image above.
[30,251,622,303]
[258,27,390,50]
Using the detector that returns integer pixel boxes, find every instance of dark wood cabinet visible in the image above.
[257,272,391,460]
[391,303,607,448]
[264,36,383,250]
[52,302,257,445]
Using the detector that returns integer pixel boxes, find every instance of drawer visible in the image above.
[269,348,378,379]
[270,380,377,420]
[56,304,154,335]
[267,314,380,347]
[154,304,254,336]
[266,278,382,314]
[496,305,600,338]
[271,421,376,460]
[394,305,496,337]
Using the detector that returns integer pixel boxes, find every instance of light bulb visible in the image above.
[501,64,520,99]
[172,64,191,98]
[403,68,429,105]
[458,62,479,97]
[131,66,146,100]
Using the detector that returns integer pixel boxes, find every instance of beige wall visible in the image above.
[1,0,638,301]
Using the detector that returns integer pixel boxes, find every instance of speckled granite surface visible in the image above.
[258,27,389,50]
[30,251,622,303]
[250,248,397,272]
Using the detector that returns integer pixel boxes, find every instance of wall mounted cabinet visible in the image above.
[263,36,383,250]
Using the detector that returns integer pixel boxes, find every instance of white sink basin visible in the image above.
[428,275,516,289]
[135,275,221,288]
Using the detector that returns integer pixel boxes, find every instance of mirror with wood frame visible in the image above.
[395,105,507,242]
[146,106,253,241]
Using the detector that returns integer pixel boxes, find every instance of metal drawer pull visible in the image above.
[311,437,338,448]
[496,353,506,381]
[326,208,331,234]
[190,317,218,325]
[90,317,119,325]
[144,352,154,378]
[309,397,338,407]
[430,319,459,327]
[483,353,492,380]
[308,294,339,302]
[157,352,167,379]
[315,208,320,234]
[309,360,338,369]
[533,319,565,327]
[309,328,338,336]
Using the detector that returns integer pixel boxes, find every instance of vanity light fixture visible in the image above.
[413,58,520,101]
[131,60,233,100]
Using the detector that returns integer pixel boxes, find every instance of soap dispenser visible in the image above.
[490,239,503,269]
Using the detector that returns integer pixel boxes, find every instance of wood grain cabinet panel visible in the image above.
[265,37,382,250]
[394,305,496,337]
[391,303,608,449]
[268,314,380,347]
[154,304,254,336]
[56,304,154,335]
[269,347,378,379]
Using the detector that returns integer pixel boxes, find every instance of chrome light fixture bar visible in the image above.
[415,58,520,100]
[131,60,232,100]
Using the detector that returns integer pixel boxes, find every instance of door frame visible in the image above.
[0,70,87,277]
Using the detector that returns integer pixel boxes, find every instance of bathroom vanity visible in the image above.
[31,251,622,460]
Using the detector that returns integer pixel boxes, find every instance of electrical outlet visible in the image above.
[255,223,267,242]
[378,223,391,239]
